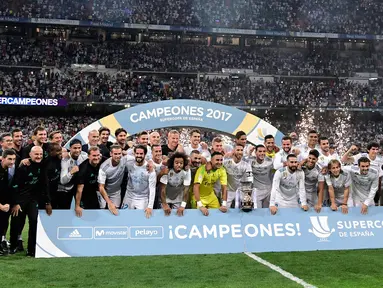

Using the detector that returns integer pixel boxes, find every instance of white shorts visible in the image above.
[227,191,236,208]
[121,197,148,210]
[97,191,121,209]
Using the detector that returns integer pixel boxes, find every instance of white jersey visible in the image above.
[343,166,379,206]
[302,164,324,206]
[353,153,383,177]
[297,144,320,161]
[59,152,88,192]
[224,158,252,193]
[270,167,306,208]
[273,149,291,170]
[183,144,209,156]
[124,160,157,208]
[160,169,191,204]
[98,157,127,195]
[324,172,351,204]
[302,165,324,194]
[249,156,273,195]
[153,160,164,175]
[316,151,340,169]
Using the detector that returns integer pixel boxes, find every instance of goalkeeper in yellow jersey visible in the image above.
[192,152,228,216]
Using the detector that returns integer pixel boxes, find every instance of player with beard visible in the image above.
[193,152,228,216]
[22,126,50,160]
[273,136,297,170]
[75,147,102,217]
[160,152,191,216]
[343,157,379,214]
[121,145,156,218]
[342,142,383,206]
[10,146,52,257]
[127,132,152,160]
[263,135,279,159]
[270,154,308,214]
[115,128,130,155]
[323,159,352,214]
[300,150,324,208]
[45,143,62,209]
[99,127,113,151]
[58,139,88,209]
[11,129,24,161]
[316,137,340,169]
[98,145,128,215]
[249,145,273,208]
[224,145,252,208]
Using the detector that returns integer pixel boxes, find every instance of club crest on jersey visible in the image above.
[170,172,174,177]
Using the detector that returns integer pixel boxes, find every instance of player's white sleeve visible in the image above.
[324,175,332,187]
[235,189,240,209]
[252,188,258,209]
[125,154,135,161]
[269,170,281,206]
[98,168,106,184]
[184,169,191,186]
[298,171,307,206]
[60,159,73,185]
[364,174,379,206]
[159,174,168,185]
[147,171,157,209]
[273,153,283,170]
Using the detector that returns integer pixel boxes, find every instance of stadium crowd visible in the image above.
[0,0,383,34]
[0,70,381,107]
[0,124,382,258]
[0,39,377,76]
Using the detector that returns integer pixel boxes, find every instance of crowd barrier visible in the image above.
[36,207,383,258]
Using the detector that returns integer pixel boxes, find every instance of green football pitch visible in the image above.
[1,248,382,287]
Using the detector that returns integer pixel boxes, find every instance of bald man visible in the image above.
[10,146,52,257]
[82,130,109,158]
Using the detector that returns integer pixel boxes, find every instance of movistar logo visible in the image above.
[308,216,335,242]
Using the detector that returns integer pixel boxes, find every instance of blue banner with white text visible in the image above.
[36,207,383,258]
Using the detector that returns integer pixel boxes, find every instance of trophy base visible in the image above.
[241,204,253,212]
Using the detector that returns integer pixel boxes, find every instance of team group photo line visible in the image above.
[0,126,381,257]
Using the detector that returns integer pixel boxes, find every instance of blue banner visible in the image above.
[0,97,67,106]
[0,16,380,40]
[65,100,284,148]
[36,207,383,258]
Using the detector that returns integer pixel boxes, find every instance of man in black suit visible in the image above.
[82,130,109,159]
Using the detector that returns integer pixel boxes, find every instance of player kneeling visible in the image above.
[160,152,191,216]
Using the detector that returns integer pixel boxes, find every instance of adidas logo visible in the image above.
[69,229,82,238]
[28,172,33,177]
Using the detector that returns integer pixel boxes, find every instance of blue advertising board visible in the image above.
[65,100,284,148]
[36,207,383,258]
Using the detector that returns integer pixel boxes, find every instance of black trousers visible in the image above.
[0,210,10,238]
[55,191,74,210]
[10,200,38,253]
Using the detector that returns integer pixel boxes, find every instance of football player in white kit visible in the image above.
[223,144,252,208]
[270,154,308,215]
[98,145,127,215]
[160,152,191,216]
[324,159,352,214]
[301,149,324,208]
[342,157,379,214]
[248,145,273,208]
[121,145,156,218]
[273,136,294,170]
[341,142,383,206]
